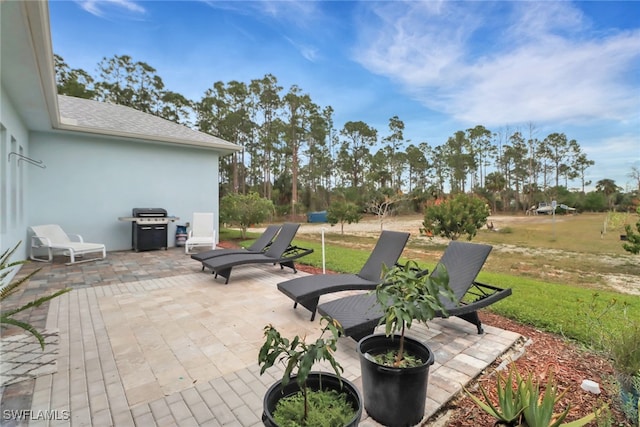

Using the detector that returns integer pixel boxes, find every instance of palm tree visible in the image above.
[595,179,621,210]
[485,172,506,213]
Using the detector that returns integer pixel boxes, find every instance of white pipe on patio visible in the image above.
[321,227,326,274]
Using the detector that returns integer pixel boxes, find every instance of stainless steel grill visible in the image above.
[118,208,179,251]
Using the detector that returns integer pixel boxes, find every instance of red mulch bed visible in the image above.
[442,311,627,426]
[219,238,628,425]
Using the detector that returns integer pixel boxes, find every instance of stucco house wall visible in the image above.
[0,85,32,254]
[28,131,220,251]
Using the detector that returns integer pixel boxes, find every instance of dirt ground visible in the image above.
[293,214,549,235]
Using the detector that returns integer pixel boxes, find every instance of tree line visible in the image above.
[56,54,639,215]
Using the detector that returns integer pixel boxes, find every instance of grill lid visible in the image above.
[132,208,168,217]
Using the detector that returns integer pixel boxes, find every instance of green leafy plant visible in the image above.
[220,192,275,238]
[606,211,630,233]
[622,206,640,254]
[374,260,455,367]
[326,201,362,235]
[271,389,355,427]
[575,292,622,351]
[610,322,640,383]
[258,317,354,425]
[1,241,71,350]
[576,293,640,424]
[464,363,526,424]
[423,193,491,241]
[615,374,640,426]
[593,403,614,427]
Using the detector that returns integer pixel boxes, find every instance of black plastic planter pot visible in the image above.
[262,372,363,427]
[357,334,435,427]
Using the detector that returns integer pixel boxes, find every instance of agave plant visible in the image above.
[518,368,597,427]
[467,364,600,427]
[1,241,71,350]
[464,363,526,425]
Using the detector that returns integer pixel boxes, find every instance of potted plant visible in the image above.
[357,260,455,427]
[258,317,363,427]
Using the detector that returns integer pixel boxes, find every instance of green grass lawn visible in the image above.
[476,272,640,347]
[223,218,639,351]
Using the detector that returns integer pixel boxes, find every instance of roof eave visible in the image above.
[55,123,242,156]
[24,0,60,128]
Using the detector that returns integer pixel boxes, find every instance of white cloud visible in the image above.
[76,0,145,17]
[585,133,639,158]
[284,37,319,62]
[200,0,320,25]
[452,32,640,124]
[257,0,320,21]
[506,1,585,41]
[579,133,640,189]
[199,0,324,63]
[354,1,640,126]
[354,1,476,85]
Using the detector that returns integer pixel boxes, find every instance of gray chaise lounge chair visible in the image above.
[317,241,512,340]
[190,224,281,269]
[200,223,313,284]
[277,230,410,321]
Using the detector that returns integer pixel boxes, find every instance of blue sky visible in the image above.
[49,0,640,192]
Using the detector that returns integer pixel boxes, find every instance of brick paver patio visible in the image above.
[0,247,521,426]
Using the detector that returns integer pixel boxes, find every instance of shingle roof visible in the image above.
[57,95,240,153]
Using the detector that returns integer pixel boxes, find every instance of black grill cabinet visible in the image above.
[132,208,169,251]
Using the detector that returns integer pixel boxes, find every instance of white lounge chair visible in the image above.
[29,224,106,265]
[185,212,216,254]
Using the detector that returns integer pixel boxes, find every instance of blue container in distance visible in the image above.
[307,211,328,223]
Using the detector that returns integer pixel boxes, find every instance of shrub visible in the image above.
[622,207,640,255]
[327,201,362,235]
[220,192,275,238]
[423,193,490,241]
